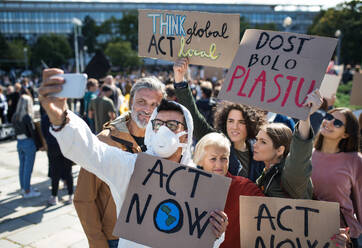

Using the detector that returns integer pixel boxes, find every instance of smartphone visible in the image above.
[51,73,88,98]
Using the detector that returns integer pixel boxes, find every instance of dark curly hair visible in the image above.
[214,101,266,142]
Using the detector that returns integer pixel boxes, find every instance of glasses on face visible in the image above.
[324,113,344,128]
[151,119,185,132]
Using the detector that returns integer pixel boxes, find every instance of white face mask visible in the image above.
[150,125,187,158]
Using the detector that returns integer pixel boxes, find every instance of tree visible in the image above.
[104,41,141,70]
[0,33,28,71]
[118,10,138,50]
[308,1,362,65]
[99,16,120,43]
[240,16,251,39]
[31,34,72,68]
[82,16,99,53]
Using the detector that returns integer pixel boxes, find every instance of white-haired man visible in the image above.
[39,68,228,248]
[74,76,165,248]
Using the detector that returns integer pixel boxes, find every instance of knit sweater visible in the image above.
[311,150,362,238]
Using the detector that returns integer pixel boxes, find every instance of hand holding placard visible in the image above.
[113,153,231,248]
[138,10,240,68]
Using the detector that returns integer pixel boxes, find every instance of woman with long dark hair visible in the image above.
[312,108,361,246]
[173,58,266,182]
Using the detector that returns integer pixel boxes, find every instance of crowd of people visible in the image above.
[0,59,361,248]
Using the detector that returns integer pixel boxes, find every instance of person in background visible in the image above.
[311,108,362,246]
[165,84,177,101]
[21,77,35,99]
[89,85,116,134]
[83,78,98,132]
[7,82,21,122]
[41,109,74,205]
[0,86,8,124]
[173,58,266,182]
[194,132,264,247]
[11,94,41,198]
[266,112,295,132]
[196,81,216,126]
[103,75,123,115]
[74,77,165,248]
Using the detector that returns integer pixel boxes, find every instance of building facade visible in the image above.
[1,0,320,41]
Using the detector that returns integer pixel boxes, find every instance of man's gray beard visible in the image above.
[131,105,148,129]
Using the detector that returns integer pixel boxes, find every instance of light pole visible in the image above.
[23,47,28,70]
[335,29,342,65]
[283,16,292,32]
[72,17,82,73]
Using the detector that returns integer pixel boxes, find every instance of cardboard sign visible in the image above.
[218,29,338,120]
[319,65,343,98]
[113,153,231,248]
[350,73,362,106]
[239,196,340,248]
[204,66,226,80]
[138,9,240,68]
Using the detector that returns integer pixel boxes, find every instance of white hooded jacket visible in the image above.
[50,102,223,248]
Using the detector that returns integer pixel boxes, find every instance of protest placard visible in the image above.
[138,9,239,68]
[350,73,362,106]
[239,196,340,248]
[204,66,226,81]
[113,153,231,248]
[218,29,338,120]
[319,65,343,99]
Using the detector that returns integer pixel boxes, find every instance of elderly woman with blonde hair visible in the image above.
[194,132,264,248]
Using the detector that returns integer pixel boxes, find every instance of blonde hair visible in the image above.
[14,94,34,121]
[193,132,231,165]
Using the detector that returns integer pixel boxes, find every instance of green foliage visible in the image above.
[82,16,99,53]
[254,23,278,31]
[240,16,277,41]
[0,33,28,70]
[308,0,362,65]
[31,34,72,68]
[335,80,360,110]
[99,16,120,41]
[118,10,138,50]
[240,16,251,39]
[104,41,141,70]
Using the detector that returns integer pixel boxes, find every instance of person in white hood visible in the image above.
[38,68,228,248]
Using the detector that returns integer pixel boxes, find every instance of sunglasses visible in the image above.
[324,113,344,128]
[151,119,185,132]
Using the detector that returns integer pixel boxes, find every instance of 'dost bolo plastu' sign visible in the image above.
[218,29,338,120]
[113,153,231,248]
[138,9,240,68]
[239,196,340,248]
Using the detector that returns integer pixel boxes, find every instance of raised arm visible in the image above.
[173,58,215,141]
[282,90,322,199]
[39,68,136,214]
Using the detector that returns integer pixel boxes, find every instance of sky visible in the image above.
[43,0,348,9]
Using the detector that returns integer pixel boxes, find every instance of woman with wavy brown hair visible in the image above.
[173,58,266,181]
[312,108,362,246]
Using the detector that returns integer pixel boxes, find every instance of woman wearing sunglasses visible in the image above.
[312,108,362,247]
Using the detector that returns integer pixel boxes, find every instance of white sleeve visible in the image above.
[213,233,224,248]
[50,111,137,214]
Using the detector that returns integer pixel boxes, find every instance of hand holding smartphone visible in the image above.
[50,73,88,98]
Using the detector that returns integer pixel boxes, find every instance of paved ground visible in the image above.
[0,138,89,248]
